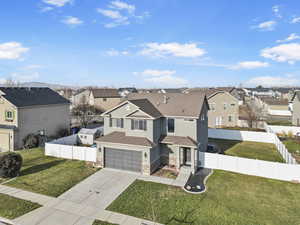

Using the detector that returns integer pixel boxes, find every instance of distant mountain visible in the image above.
[0,82,77,90]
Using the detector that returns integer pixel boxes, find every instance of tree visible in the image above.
[72,103,97,128]
[0,153,23,178]
[3,78,20,87]
[23,133,39,149]
[244,104,264,128]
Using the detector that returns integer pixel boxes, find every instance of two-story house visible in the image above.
[0,87,70,152]
[89,89,122,112]
[95,93,209,175]
[291,91,300,126]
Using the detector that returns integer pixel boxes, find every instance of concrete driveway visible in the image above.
[14,169,139,225]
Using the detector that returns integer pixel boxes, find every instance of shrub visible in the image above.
[23,134,39,149]
[0,152,23,178]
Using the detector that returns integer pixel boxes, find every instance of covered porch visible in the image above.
[160,135,199,173]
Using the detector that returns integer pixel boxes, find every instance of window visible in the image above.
[228,115,233,122]
[103,98,107,102]
[109,118,124,128]
[224,103,228,110]
[200,114,206,121]
[231,103,235,107]
[5,111,14,121]
[184,118,194,122]
[131,119,147,131]
[209,103,216,111]
[167,118,175,133]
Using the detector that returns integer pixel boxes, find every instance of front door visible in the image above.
[183,148,191,166]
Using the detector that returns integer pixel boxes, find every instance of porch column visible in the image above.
[176,146,181,170]
[191,148,195,174]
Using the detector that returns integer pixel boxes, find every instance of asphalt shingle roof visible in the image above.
[0,87,70,107]
[91,89,121,98]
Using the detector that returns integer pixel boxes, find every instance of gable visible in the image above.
[126,109,152,118]
[104,102,140,118]
[208,92,238,103]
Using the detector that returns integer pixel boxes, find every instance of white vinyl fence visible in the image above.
[265,125,300,136]
[208,128,297,164]
[45,134,97,162]
[199,152,300,183]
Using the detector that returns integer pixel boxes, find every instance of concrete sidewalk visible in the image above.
[0,185,55,206]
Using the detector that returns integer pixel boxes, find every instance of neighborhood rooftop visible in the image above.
[91,88,121,98]
[128,93,207,118]
[0,87,70,107]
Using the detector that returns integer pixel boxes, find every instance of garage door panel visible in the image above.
[0,133,10,152]
[105,148,142,172]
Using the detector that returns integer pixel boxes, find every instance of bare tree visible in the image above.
[72,103,97,128]
[244,104,264,128]
[3,78,20,87]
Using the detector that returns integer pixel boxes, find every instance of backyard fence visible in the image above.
[45,134,97,162]
[199,152,300,183]
[208,128,297,164]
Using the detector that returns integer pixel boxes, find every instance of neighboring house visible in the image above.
[72,89,90,106]
[185,88,239,128]
[95,93,209,175]
[291,91,300,126]
[0,87,70,152]
[89,89,122,112]
[258,97,291,118]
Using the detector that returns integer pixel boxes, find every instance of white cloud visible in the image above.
[40,6,54,12]
[105,49,129,56]
[140,42,206,58]
[272,5,282,18]
[0,42,29,60]
[43,0,72,7]
[230,61,269,70]
[11,72,40,83]
[253,20,277,31]
[62,16,83,26]
[276,33,300,43]
[97,9,129,27]
[291,17,300,24]
[261,43,300,64]
[109,1,135,14]
[136,69,188,87]
[246,75,300,87]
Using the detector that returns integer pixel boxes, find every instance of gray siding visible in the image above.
[293,98,300,126]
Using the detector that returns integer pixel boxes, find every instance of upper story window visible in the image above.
[109,118,124,128]
[167,118,175,133]
[228,115,233,122]
[209,103,216,111]
[103,98,107,102]
[5,110,14,121]
[131,119,147,131]
[200,113,206,121]
[224,103,228,110]
[231,103,235,107]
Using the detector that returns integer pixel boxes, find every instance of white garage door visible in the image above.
[0,133,10,152]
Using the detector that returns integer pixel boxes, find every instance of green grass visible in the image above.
[221,126,266,132]
[107,171,300,225]
[0,193,41,219]
[93,220,118,225]
[283,139,300,163]
[209,138,284,162]
[267,120,293,126]
[5,148,98,197]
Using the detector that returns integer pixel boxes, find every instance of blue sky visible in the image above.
[0,0,300,88]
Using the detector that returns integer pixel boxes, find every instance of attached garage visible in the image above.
[104,148,142,173]
[0,133,10,152]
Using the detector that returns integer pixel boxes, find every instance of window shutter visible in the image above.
[144,120,147,130]
[121,119,124,128]
[131,119,134,130]
[109,118,112,127]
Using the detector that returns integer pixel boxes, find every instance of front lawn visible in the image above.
[267,120,293,126]
[0,193,41,219]
[93,220,118,225]
[5,148,98,197]
[107,170,300,225]
[209,138,284,162]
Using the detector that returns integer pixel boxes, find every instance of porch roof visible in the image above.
[160,135,198,147]
[95,131,155,147]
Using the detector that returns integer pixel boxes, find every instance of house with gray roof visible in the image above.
[0,87,70,152]
[291,91,300,126]
[95,93,209,175]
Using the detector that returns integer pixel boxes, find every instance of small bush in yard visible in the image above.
[0,153,23,178]
[23,133,39,149]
